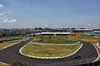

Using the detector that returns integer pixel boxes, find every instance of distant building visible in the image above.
[34,32,71,37]
[93,29,100,34]
[72,28,92,34]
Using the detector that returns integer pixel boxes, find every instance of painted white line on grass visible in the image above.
[19,38,32,56]
[0,38,29,50]
[97,43,100,48]
[0,61,9,65]
[30,41,81,45]
[0,42,21,51]
[68,43,83,57]
[93,43,100,62]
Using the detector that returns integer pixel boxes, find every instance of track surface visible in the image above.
[0,38,98,66]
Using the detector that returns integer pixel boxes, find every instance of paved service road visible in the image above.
[29,41,80,45]
[0,38,98,66]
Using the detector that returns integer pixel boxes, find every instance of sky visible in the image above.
[0,0,100,29]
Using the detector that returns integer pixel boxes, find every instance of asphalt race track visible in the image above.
[0,38,98,66]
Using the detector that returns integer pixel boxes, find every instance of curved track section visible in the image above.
[0,38,98,66]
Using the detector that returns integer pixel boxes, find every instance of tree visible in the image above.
[2,33,7,37]
[72,28,75,29]
[10,61,28,66]
[38,27,42,30]
[80,28,85,29]
[35,27,37,30]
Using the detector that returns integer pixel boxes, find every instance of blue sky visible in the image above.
[0,0,100,28]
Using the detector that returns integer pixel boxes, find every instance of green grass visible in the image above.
[22,44,81,57]
[0,38,27,49]
[0,63,8,66]
[33,37,78,44]
[79,36,100,43]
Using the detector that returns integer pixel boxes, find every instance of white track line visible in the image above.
[93,43,100,62]
[0,61,9,65]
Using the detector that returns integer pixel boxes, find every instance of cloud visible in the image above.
[85,22,100,29]
[0,17,3,19]
[97,22,100,23]
[8,19,17,23]
[0,4,16,23]
[0,12,3,16]
[44,25,48,27]
[0,13,3,16]
[2,17,17,23]
[54,25,58,28]
[2,17,8,23]
[86,24,91,26]
[90,25,96,28]
[0,4,4,8]
[2,11,12,14]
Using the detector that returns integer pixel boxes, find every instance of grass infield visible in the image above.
[79,36,100,43]
[0,63,8,66]
[0,38,27,49]
[22,44,81,57]
[33,37,78,44]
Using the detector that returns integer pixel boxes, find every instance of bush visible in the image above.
[10,61,28,66]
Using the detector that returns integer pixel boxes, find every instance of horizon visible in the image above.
[0,27,98,29]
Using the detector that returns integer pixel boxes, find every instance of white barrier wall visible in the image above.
[35,32,72,35]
